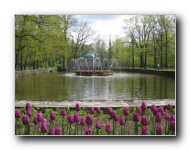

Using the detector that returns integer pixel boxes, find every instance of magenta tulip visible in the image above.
[85,114,92,126]
[85,128,92,135]
[26,102,32,110]
[41,119,48,134]
[107,107,113,114]
[61,109,66,116]
[156,125,163,135]
[133,113,140,122]
[119,117,125,126]
[136,107,141,115]
[141,115,148,126]
[96,107,101,113]
[164,113,170,120]
[95,121,102,129]
[141,126,148,135]
[80,118,86,126]
[89,106,95,114]
[74,112,80,123]
[167,104,172,110]
[50,128,55,135]
[50,112,56,121]
[151,104,156,112]
[105,123,112,133]
[37,111,43,122]
[75,103,81,112]
[114,115,119,122]
[33,116,38,125]
[27,108,32,117]
[110,110,117,119]
[158,107,164,115]
[123,107,130,116]
[22,115,30,125]
[55,127,62,135]
[155,112,162,122]
[153,108,158,116]
[15,109,21,118]
[67,114,74,124]
[170,114,175,121]
[141,102,147,111]
[170,121,175,131]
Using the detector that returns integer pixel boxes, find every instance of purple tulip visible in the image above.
[114,115,119,122]
[75,103,81,112]
[50,128,55,135]
[37,111,43,122]
[61,109,66,116]
[41,119,48,134]
[107,107,113,114]
[27,108,32,117]
[170,114,175,121]
[22,115,30,125]
[110,110,117,119]
[141,102,147,111]
[133,113,140,122]
[141,126,148,135]
[167,104,172,110]
[15,109,21,118]
[80,118,86,126]
[170,121,175,131]
[95,122,102,129]
[141,115,148,126]
[26,102,32,110]
[164,113,170,120]
[153,108,158,116]
[67,114,74,124]
[55,127,62,135]
[156,125,163,135]
[119,117,125,126]
[136,107,141,115]
[151,104,156,112]
[74,112,80,123]
[96,107,101,113]
[85,114,92,126]
[105,123,112,133]
[33,116,38,125]
[123,107,130,116]
[85,128,92,135]
[50,112,56,121]
[155,112,162,123]
[89,106,95,114]
[158,107,164,115]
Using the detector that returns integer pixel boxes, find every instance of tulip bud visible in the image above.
[141,102,147,111]
[41,119,48,134]
[164,113,170,120]
[114,115,119,122]
[170,114,175,121]
[119,117,125,126]
[95,122,102,129]
[96,107,101,113]
[89,106,95,114]
[15,109,21,118]
[110,111,117,119]
[67,114,74,124]
[22,115,30,125]
[61,109,66,116]
[55,127,62,135]
[156,125,163,135]
[33,116,38,125]
[27,108,32,117]
[74,112,80,123]
[141,115,148,126]
[167,104,172,110]
[80,118,86,126]
[155,112,162,122]
[133,113,140,122]
[170,121,175,131]
[141,126,148,135]
[85,114,92,125]
[123,107,130,116]
[50,112,56,121]
[37,111,43,122]
[85,128,92,135]
[75,103,81,112]
[26,102,32,110]
[136,107,141,115]
[105,123,112,133]
[107,107,113,114]
[50,128,55,135]
[151,104,156,112]
[158,107,164,115]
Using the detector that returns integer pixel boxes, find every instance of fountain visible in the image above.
[67,52,120,76]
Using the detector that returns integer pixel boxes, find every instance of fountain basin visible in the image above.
[75,70,113,76]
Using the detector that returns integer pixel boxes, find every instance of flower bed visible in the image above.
[15,102,175,135]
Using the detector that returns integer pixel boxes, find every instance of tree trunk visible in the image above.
[165,31,168,69]
[160,34,163,70]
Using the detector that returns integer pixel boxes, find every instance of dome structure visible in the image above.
[84,52,95,60]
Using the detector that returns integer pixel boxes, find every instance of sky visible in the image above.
[74,15,133,44]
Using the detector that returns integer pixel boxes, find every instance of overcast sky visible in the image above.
[74,15,133,44]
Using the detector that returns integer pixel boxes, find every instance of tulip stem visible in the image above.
[135,122,138,135]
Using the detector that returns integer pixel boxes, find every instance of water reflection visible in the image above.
[15,72,175,100]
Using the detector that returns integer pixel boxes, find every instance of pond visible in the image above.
[15,72,175,101]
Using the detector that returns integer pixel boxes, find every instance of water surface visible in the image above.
[15,72,175,100]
